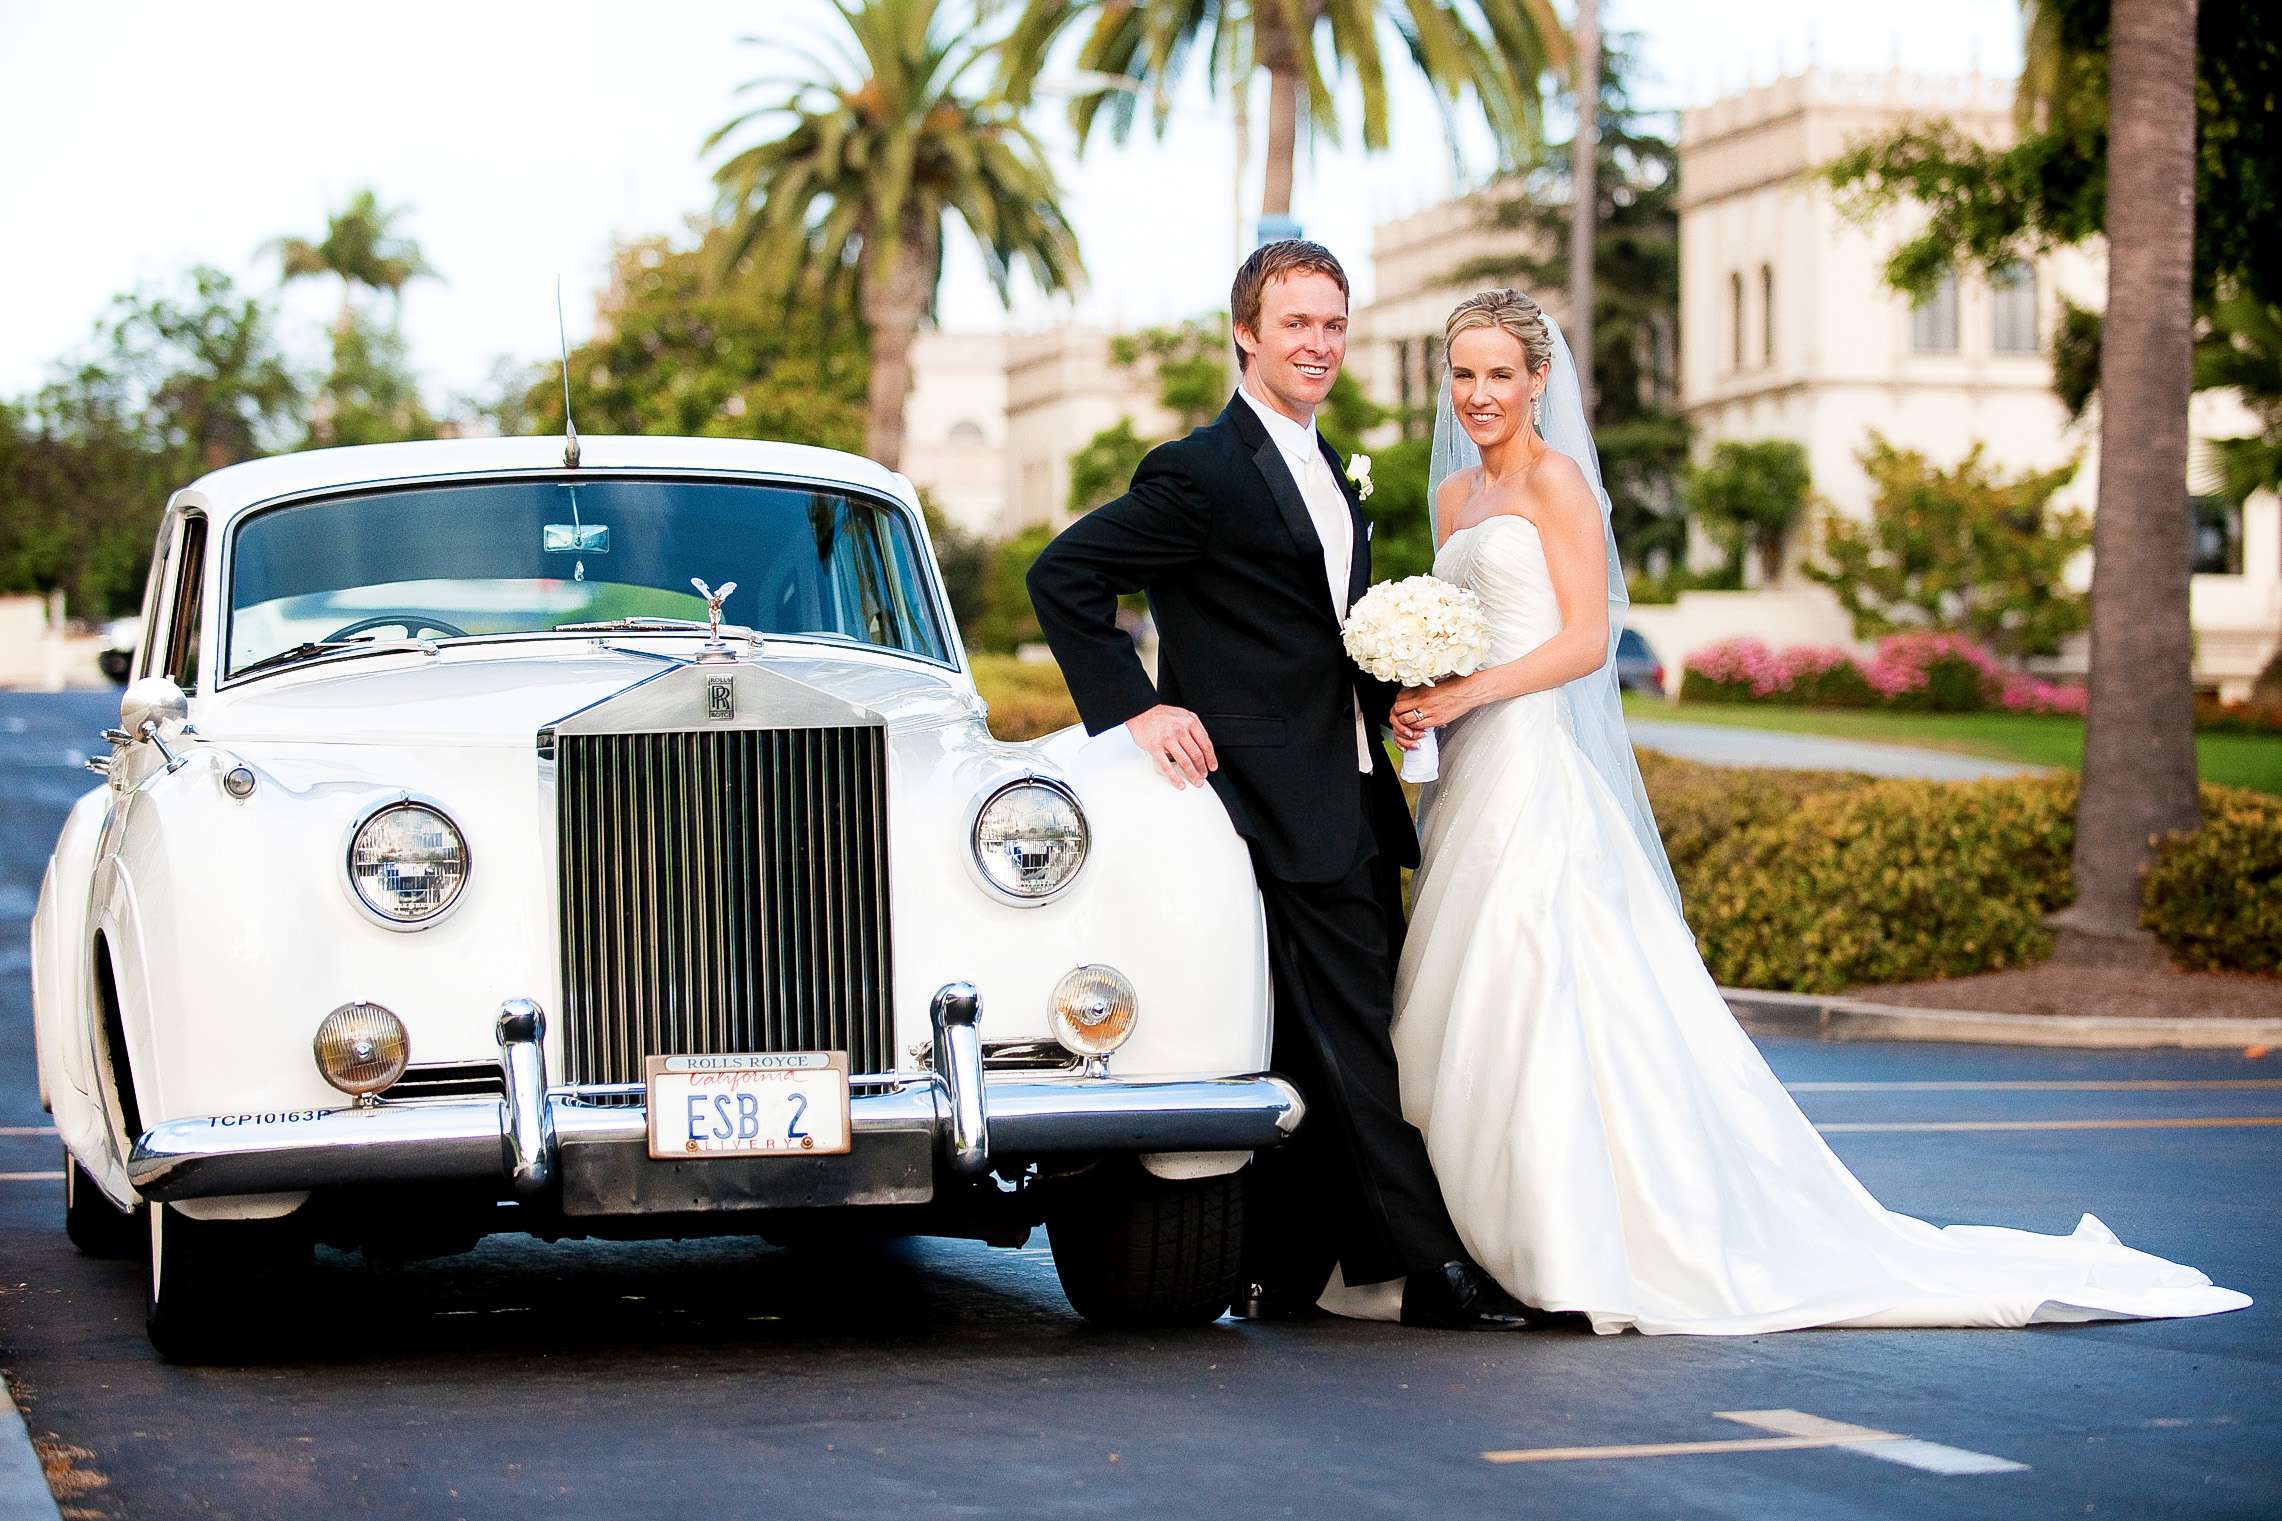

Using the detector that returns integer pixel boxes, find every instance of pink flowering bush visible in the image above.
[1680,631,2086,716]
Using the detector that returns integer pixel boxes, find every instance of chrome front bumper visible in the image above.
[126,985,1305,1212]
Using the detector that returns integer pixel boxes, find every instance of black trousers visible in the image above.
[1241,809,1465,1292]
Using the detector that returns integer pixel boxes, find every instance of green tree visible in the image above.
[1001,0,1567,224]
[1067,316,1233,515]
[271,189,440,447]
[0,268,300,613]
[1448,32,1686,569]
[1066,418,1154,516]
[1687,440,1812,584]
[1806,435,2090,660]
[1823,0,2276,314]
[708,0,1082,470]
[512,228,870,450]
[1828,0,2256,950]
[2193,295,2282,509]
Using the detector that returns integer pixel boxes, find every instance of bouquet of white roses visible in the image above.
[1341,575,1492,783]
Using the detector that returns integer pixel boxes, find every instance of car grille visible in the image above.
[555,726,893,1091]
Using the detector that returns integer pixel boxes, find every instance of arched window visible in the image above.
[1729,272,1745,372]
[1760,264,1776,366]
[1911,271,1960,353]
[1992,262,2038,354]
[947,419,987,447]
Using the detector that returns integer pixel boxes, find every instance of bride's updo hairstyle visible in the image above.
[1444,289,1553,374]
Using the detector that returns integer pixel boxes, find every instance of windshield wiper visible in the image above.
[552,616,713,633]
[230,637,438,681]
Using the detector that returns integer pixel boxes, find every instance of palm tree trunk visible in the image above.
[2056,0,2202,959]
[1257,7,1299,221]
[859,220,937,471]
[1568,0,1599,420]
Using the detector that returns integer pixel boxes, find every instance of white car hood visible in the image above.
[197,645,977,748]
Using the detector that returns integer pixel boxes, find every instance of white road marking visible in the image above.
[0,1126,57,1137]
[1485,1409,2029,1473]
[0,1171,63,1182]
[1718,1410,2028,1475]
[1816,1117,2282,1133]
[1788,1080,2282,1093]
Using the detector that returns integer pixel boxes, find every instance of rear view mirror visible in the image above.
[544,524,610,554]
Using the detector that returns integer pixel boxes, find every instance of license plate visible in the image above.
[644,1052,852,1159]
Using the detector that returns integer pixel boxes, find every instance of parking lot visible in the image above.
[2,691,2274,1521]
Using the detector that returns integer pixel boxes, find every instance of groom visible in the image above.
[1027,240,1531,1330]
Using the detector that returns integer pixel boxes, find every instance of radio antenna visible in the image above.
[555,274,580,468]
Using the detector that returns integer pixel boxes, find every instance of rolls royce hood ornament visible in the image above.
[690,577,739,663]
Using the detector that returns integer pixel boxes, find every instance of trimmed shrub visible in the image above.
[1636,749,1872,880]
[2143,787,2282,971]
[2196,697,2282,735]
[1678,774,2081,993]
[971,654,1080,741]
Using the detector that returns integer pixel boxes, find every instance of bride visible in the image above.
[1326,288,2250,1334]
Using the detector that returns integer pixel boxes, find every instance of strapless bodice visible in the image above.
[1433,514,1561,665]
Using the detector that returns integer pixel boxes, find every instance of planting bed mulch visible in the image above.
[1845,963,2282,1023]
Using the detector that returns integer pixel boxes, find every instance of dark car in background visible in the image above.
[1615,627,1666,697]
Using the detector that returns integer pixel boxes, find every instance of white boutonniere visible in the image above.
[1345,452,1374,501]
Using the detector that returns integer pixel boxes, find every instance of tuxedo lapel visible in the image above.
[1318,432,1372,612]
[1222,399,1332,612]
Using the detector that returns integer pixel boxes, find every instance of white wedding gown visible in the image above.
[1323,513,2251,1333]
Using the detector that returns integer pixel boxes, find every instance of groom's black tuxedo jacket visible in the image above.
[1027,393,1419,884]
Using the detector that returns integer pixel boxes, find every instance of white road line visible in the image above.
[1718,1410,2028,1476]
[1788,1080,2282,1093]
[0,1171,63,1183]
[0,1127,57,1137]
[1816,1117,2282,1133]
[1482,1410,2028,1474]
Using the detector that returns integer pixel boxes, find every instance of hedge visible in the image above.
[2142,786,2282,971]
[1638,753,2282,988]
[971,653,1080,741]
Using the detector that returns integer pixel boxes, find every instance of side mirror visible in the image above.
[120,676,188,738]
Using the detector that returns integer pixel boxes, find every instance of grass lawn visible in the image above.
[1621,695,2282,796]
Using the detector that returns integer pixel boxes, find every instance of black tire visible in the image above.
[63,1152,143,1258]
[1046,1163,1245,1328]
[145,1202,311,1364]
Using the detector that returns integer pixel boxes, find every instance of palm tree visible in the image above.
[2193,294,2282,510]
[2055,0,2203,958]
[708,0,1084,470]
[268,188,436,342]
[1000,0,1568,227]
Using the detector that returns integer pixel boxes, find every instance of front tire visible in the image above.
[145,1203,311,1363]
[64,1152,142,1258]
[1046,1163,1245,1328]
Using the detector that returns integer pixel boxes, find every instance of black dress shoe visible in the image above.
[1400,1260,1536,1330]
[1233,1282,1329,1322]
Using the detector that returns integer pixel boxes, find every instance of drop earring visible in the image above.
[1532,393,1544,430]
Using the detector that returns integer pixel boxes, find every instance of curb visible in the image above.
[0,1375,60,1521]
[1723,987,2282,1050]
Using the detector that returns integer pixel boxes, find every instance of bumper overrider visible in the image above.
[125,985,1305,1215]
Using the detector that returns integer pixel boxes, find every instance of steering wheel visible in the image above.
[321,614,472,642]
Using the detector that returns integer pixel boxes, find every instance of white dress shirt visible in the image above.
[1238,385,1374,773]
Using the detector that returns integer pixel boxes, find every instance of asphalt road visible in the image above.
[3,690,2276,1521]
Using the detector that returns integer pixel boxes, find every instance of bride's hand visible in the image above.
[1397,675,1481,735]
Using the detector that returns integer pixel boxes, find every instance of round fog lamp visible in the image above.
[313,1001,410,1095]
[1050,965,1138,1057]
[347,800,468,924]
[972,779,1088,901]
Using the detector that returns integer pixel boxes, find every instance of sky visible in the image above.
[0,0,2026,410]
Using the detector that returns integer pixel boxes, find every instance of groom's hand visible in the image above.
[1127,704,1218,789]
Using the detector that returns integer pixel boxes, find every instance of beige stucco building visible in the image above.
[1652,66,2280,698]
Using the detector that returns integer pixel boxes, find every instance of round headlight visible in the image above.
[313,1000,410,1095]
[1050,964,1138,1057]
[971,779,1088,901]
[347,800,468,925]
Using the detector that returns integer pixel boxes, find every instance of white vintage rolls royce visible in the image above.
[30,433,1297,1359]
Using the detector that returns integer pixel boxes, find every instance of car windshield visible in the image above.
[224,476,951,677]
